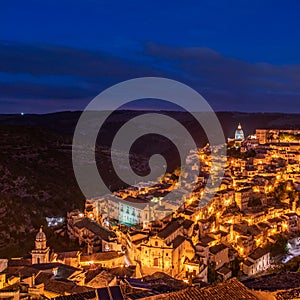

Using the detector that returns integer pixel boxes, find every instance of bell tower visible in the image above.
[235,123,245,141]
[31,226,50,264]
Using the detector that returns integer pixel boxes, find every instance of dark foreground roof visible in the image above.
[243,272,300,292]
[276,288,300,300]
[158,278,258,300]
[52,291,96,300]
[52,286,124,300]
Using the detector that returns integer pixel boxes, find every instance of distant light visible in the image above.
[21,112,24,116]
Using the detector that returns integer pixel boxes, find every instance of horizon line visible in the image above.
[1,109,300,116]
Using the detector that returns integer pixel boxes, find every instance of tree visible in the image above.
[270,235,288,256]
[208,261,218,284]
[231,257,242,278]
[271,182,289,203]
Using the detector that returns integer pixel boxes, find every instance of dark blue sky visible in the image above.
[1,0,300,113]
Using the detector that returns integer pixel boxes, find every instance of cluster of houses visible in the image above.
[66,125,300,282]
[0,227,127,299]
[0,125,299,299]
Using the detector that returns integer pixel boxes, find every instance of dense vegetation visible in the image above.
[0,123,160,257]
[0,125,85,257]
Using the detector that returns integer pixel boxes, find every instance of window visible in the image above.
[155,241,158,246]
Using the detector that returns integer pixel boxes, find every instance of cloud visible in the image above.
[143,43,300,112]
[0,40,165,112]
[0,41,161,78]
[0,40,300,113]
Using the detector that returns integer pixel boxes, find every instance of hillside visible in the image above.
[0,125,84,256]
[0,110,299,257]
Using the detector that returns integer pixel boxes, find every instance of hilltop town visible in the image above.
[0,125,300,299]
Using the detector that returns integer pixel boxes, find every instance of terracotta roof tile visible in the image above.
[159,278,258,300]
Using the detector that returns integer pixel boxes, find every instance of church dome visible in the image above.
[36,226,46,241]
[235,123,244,141]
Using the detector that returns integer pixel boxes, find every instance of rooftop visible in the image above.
[243,272,300,292]
[248,247,269,261]
[57,251,80,260]
[157,220,181,240]
[159,278,258,300]
[172,236,186,249]
[217,265,232,276]
[74,218,116,241]
[80,251,123,262]
[198,236,216,247]
[209,243,228,255]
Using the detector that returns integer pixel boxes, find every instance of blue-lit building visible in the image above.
[235,123,245,141]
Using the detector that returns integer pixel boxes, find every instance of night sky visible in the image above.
[1,0,300,113]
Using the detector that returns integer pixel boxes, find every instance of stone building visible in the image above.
[31,226,50,265]
[140,235,195,277]
[243,247,270,276]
